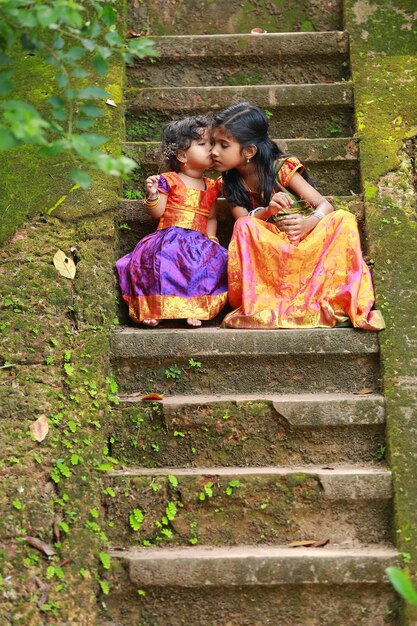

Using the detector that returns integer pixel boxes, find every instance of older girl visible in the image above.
[211,102,384,330]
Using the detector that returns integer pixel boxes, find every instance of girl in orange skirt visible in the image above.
[211,102,384,330]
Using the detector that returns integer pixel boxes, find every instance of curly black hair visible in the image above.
[162,115,210,172]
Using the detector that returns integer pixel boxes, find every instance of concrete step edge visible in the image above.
[110,544,399,587]
[106,465,392,500]
[142,30,347,43]
[110,327,379,360]
[125,83,353,109]
[117,391,385,426]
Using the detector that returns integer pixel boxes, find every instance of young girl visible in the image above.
[116,115,228,327]
[211,102,384,330]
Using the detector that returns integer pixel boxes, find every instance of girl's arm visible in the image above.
[206,203,218,238]
[231,205,248,220]
[144,175,168,219]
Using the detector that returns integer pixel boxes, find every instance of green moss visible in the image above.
[346,1,417,622]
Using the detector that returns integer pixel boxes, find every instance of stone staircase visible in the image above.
[100,2,399,624]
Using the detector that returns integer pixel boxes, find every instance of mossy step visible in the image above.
[109,544,399,587]
[128,0,343,36]
[103,466,392,547]
[110,327,380,396]
[125,83,354,141]
[122,137,359,197]
[127,31,349,88]
[109,392,385,467]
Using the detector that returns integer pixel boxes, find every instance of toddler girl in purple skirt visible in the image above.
[116,115,228,327]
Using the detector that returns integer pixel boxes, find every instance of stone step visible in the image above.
[102,545,399,625]
[102,466,392,547]
[128,2,343,36]
[110,327,381,396]
[127,32,349,87]
[125,83,354,141]
[109,392,385,467]
[122,137,360,197]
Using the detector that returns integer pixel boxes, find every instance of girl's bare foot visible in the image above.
[142,319,159,327]
[186,318,202,327]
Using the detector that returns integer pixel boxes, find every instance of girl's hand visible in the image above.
[278,214,313,241]
[268,191,294,218]
[145,175,160,197]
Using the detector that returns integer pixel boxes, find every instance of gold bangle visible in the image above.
[208,235,219,243]
[144,191,160,208]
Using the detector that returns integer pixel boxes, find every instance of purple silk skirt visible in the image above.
[116,226,228,322]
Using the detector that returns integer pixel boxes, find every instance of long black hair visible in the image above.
[161,115,210,172]
[212,102,314,210]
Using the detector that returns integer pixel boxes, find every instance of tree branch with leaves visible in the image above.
[0,0,156,187]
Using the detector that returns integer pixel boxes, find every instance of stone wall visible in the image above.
[345,0,417,622]
[0,1,126,623]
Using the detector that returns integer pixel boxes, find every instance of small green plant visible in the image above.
[188,358,202,368]
[129,508,145,532]
[402,552,412,564]
[264,109,273,119]
[226,480,240,496]
[164,365,182,380]
[376,443,386,461]
[124,188,143,199]
[199,482,214,501]
[118,222,132,230]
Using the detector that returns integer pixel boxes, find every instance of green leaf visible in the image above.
[80,133,107,147]
[101,5,117,27]
[77,86,109,99]
[386,567,417,606]
[38,140,68,157]
[129,508,144,531]
[75,118,95,130]
[93,54,109,76]
[80,104,103,118]
[168,475,178,488]
[99,551,111,570]
[99,580,110,595]
[166,501,177,521]
[71,169,91,189]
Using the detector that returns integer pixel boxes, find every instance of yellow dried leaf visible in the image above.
[354,387,374,395]
[30,414,49,442]
[53,250,76,280]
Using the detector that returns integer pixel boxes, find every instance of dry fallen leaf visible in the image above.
[141,393,163,401]
[322,466,335,470]
[288,540,320,548]
[106,99,117,107]
[354,387,374,395]
[24,536,56,557]
[53,250,76,280]
[288,539,329,548]
[127,29,146,38]
[251,27,268,34]
[30,415,49,442]
[307,539,330,548]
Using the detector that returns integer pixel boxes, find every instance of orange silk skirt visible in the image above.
[222,210,384,330]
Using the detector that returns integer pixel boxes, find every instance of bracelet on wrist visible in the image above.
[208,235,219,243]
[311,209,326,221]
[248,206,265,218]
[144,191,160,208]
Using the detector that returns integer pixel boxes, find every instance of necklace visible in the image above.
[242,176,259,195]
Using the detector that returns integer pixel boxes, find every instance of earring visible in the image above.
[246,157,251,164]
